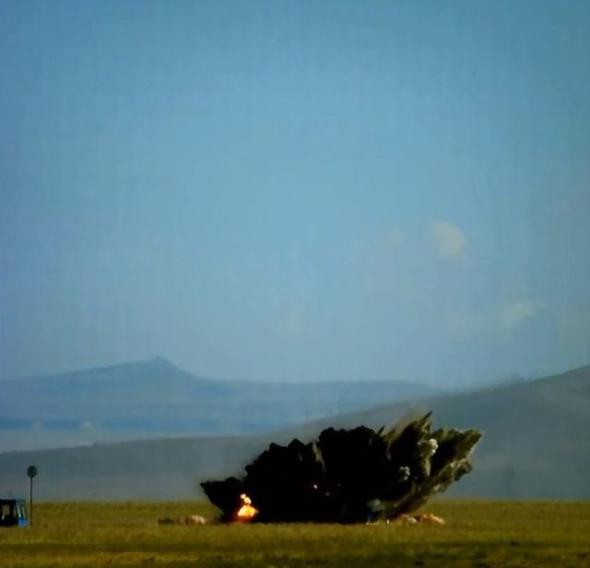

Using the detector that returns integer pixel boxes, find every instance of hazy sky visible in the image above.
[1,0,589,386]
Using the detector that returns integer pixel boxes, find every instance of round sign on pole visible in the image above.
[27,465,38,526]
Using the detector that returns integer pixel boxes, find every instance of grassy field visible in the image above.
[0,500,588,567]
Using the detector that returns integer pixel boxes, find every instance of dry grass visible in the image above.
[0,500,588,567]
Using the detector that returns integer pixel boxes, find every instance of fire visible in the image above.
[235,493,258,522]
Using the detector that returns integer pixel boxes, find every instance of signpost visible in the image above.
[26,465,37,526]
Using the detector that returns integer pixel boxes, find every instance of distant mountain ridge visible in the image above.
[0,357,440,451]
[279,363,590,499]
[0,364,588,501]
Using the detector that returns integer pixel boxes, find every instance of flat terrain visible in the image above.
[0,501,588,567]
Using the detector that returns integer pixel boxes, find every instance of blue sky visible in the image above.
[1,0,589,386]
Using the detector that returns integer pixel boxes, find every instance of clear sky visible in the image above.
[1,0,589,386]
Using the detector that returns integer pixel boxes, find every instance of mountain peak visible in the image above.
[147,356,173,368]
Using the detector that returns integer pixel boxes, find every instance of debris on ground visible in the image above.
[158,515,207,525]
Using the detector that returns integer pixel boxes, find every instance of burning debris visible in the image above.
[235,493,258,522]
[202,412,481,524]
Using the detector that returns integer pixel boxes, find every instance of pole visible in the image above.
[26,465,37,527]
[29,475,33,526]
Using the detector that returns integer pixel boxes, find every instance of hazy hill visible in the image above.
[286,364,590,499]
[0,365,588,501]
[0,357,440,451]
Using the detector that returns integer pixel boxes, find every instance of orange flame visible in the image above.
[235,493,258,522]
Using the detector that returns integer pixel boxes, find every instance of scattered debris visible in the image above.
[158,515,207,525]
[392,514,419,525]
[390,512,446,526]
[418,513,445,525]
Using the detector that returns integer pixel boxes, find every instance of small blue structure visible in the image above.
[0,499,28,527]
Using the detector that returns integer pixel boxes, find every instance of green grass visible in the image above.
[0,500,588,567]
